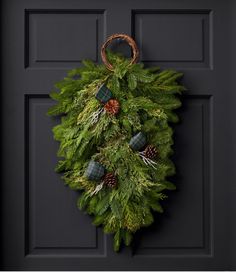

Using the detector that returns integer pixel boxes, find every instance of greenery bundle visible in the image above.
[48,51,185,251]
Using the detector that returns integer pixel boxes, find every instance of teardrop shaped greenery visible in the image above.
[48,51,185,251]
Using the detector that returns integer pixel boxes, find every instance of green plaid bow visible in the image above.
[129,132,147,151]
[95,84,113,104]
[85,161,105,181]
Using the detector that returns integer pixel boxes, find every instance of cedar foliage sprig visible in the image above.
[48,51,185,251]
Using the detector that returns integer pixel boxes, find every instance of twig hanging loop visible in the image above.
[101,33,139,71]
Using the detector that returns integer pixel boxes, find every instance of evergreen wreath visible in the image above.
[48,34,185,251]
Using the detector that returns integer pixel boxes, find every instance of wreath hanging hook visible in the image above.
[101,33,139,71]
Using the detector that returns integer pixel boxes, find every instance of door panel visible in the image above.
[133,10,212,68]
[25,95,106,256]
[133,95,212,256]
[1,0,236,270]
[25,10,105,69]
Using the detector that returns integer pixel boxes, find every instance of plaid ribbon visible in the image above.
[95,84,113,104]
[129,132,147,151]
[85,161,105,181]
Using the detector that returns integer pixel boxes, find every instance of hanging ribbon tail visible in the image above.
[139,152,158,170]
[89,107,105,125]
[91,182,104,196]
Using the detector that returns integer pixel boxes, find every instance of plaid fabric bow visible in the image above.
[85,161,105,180]
[95,84,113,104]
[129,132,147,151]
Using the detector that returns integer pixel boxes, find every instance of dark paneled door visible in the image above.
[1,0,236,270]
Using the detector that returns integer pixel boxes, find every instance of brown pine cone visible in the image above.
[104,99,120,115]
[102,172,117,188]
[143,145,158,159]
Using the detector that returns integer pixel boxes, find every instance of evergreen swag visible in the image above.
[48,50,185,251]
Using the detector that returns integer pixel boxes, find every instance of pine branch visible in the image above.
[48,51,185,251]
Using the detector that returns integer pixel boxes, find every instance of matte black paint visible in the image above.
[1,0,236,270]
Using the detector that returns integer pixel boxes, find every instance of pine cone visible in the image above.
[104,99,120,115]
[102,172,117,188]
[143,145,158,159]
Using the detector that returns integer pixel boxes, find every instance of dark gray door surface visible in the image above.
[1,0,236,270]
